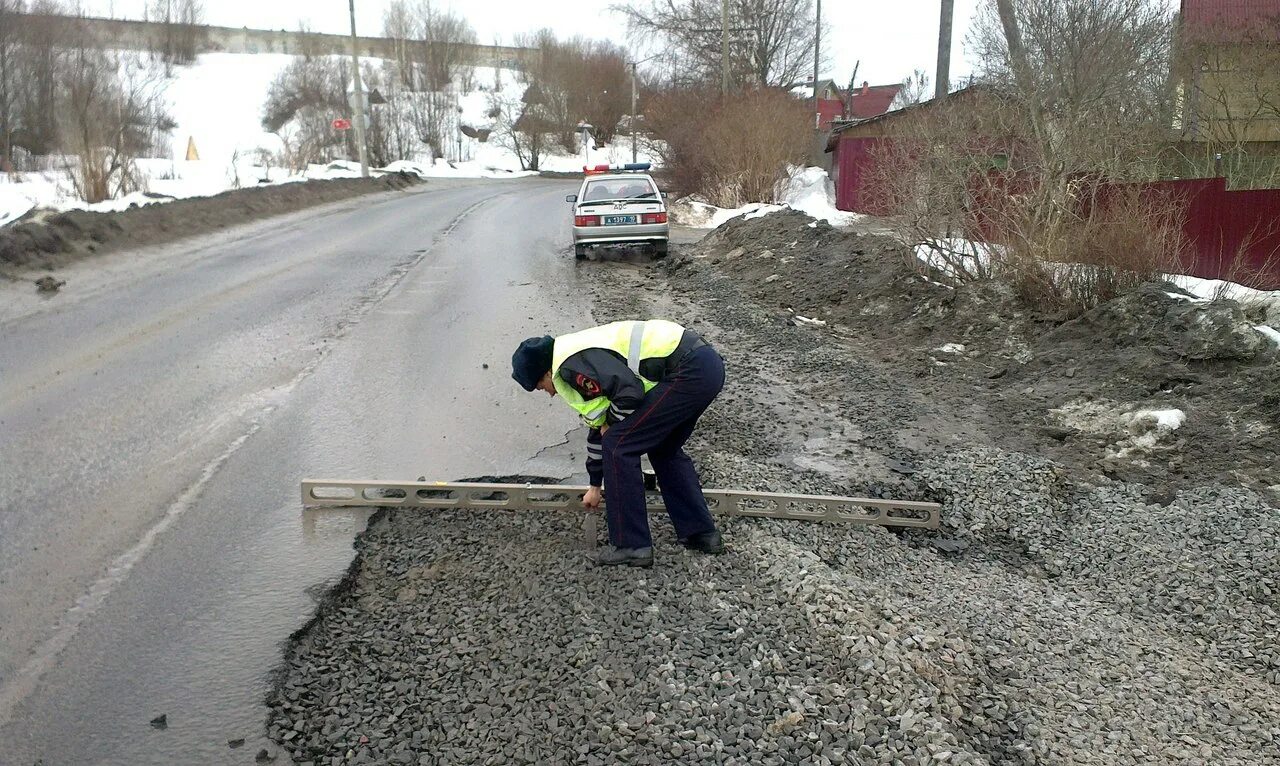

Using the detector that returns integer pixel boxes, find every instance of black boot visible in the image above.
[597,546,654,567]
[682,530,724,554]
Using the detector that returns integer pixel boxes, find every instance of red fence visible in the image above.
[831,135,1280,288]
[1148,177,1280,288]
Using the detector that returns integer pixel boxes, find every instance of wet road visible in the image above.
[0,179,593,764]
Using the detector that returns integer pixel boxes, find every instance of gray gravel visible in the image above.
[269,240,1280,765]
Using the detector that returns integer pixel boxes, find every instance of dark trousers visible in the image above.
[601,344,725,548]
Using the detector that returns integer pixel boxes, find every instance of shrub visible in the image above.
[646,87,810,207]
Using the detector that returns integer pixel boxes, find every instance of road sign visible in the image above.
[332,118,352,131]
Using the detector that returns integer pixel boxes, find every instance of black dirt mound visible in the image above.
[0,172,423,273]
[664,209,1280,493]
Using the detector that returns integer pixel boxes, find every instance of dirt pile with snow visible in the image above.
[669,167,860,229]
[668,210,1280,492]
[0,173,422,274]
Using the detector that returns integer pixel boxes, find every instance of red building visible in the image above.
[811,80,903,130]
[1180,0,1280,31]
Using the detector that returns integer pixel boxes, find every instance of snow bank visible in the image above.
[913,237,1280,345]
[913,238,998,280]
[669,198,782,228]
[0,184,37,225]
[1255,325,1280,347]
[670,167,856,229]
[778,166,861,226]
[1166,274,1280,305]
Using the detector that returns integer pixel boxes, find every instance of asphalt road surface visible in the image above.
[0,179,595,764]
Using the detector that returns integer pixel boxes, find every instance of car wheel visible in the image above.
[574,244,588,260]
[654,241,669,258]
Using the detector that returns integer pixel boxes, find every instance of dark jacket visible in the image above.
[560,329,706,486]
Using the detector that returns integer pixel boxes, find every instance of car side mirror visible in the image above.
[661,191,669,199]
[565,194,578,203]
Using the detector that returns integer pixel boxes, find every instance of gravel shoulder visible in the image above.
[267,218,1280,765]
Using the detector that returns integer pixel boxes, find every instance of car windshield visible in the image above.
[580,179,657,203]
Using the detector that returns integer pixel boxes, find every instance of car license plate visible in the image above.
[602,215,638,225]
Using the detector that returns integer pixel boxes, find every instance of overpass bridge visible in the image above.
[7,12,538,70]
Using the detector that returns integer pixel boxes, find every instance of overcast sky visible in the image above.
[85,0,985,88]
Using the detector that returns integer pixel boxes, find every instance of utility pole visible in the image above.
[812,0,822,124]
[721,0,729,95]
[810,0,825,162]
[630,62,639,163]
[935,0,954,99]
[347,0,370,178]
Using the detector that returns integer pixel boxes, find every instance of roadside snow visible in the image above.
[0,185,37,225]
[913,238,997,280]
[1133,408,1186,432]
[672,166,856,229]
[1167,274,1280,303]
[1051,400,1187,458]
[934,343,967,354]
[670,198,781,228]
[778,166,861,226]
[1255,325,1280,346]
[914,237,1280,321]
[743,205,784,220]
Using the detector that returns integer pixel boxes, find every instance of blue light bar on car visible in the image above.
[583,163,653,174]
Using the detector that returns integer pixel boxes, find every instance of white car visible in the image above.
[566,164,669,259]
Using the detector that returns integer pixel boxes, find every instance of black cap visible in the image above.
[511,335,555,391]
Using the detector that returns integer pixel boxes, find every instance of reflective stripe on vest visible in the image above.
[626,320,646,374]
[551,320,686,426]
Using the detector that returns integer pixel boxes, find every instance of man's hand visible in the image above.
[583,486,603,510]
[600,424,610,437]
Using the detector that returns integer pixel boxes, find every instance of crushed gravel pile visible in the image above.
[270,216,1280,765]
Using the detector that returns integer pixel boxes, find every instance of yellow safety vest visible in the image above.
[552,320,686,427]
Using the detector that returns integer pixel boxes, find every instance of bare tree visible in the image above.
[263,55,407,169]
[646,86,809,205]
[0,0,24,168]
[417,1,477,90]
[866,0,1185,312]
[149,0,204,70]
[890,69,931,109]
[512,30,631,150]
[61,43,173,202]
[489,90,550,171]
[262,56,345,170]
[614,0,824,89]
[381,0,478,92]
[13,0,70,158]
[382,0,418,89]
[961,0,1174,261]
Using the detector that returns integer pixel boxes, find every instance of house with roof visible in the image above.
[1172,0,1280,184]
[823,85,998,214]
[807,79,904,130]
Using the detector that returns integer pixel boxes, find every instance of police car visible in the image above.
[566,163,669,260]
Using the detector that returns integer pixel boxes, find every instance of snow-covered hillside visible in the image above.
[1,54,660,223]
